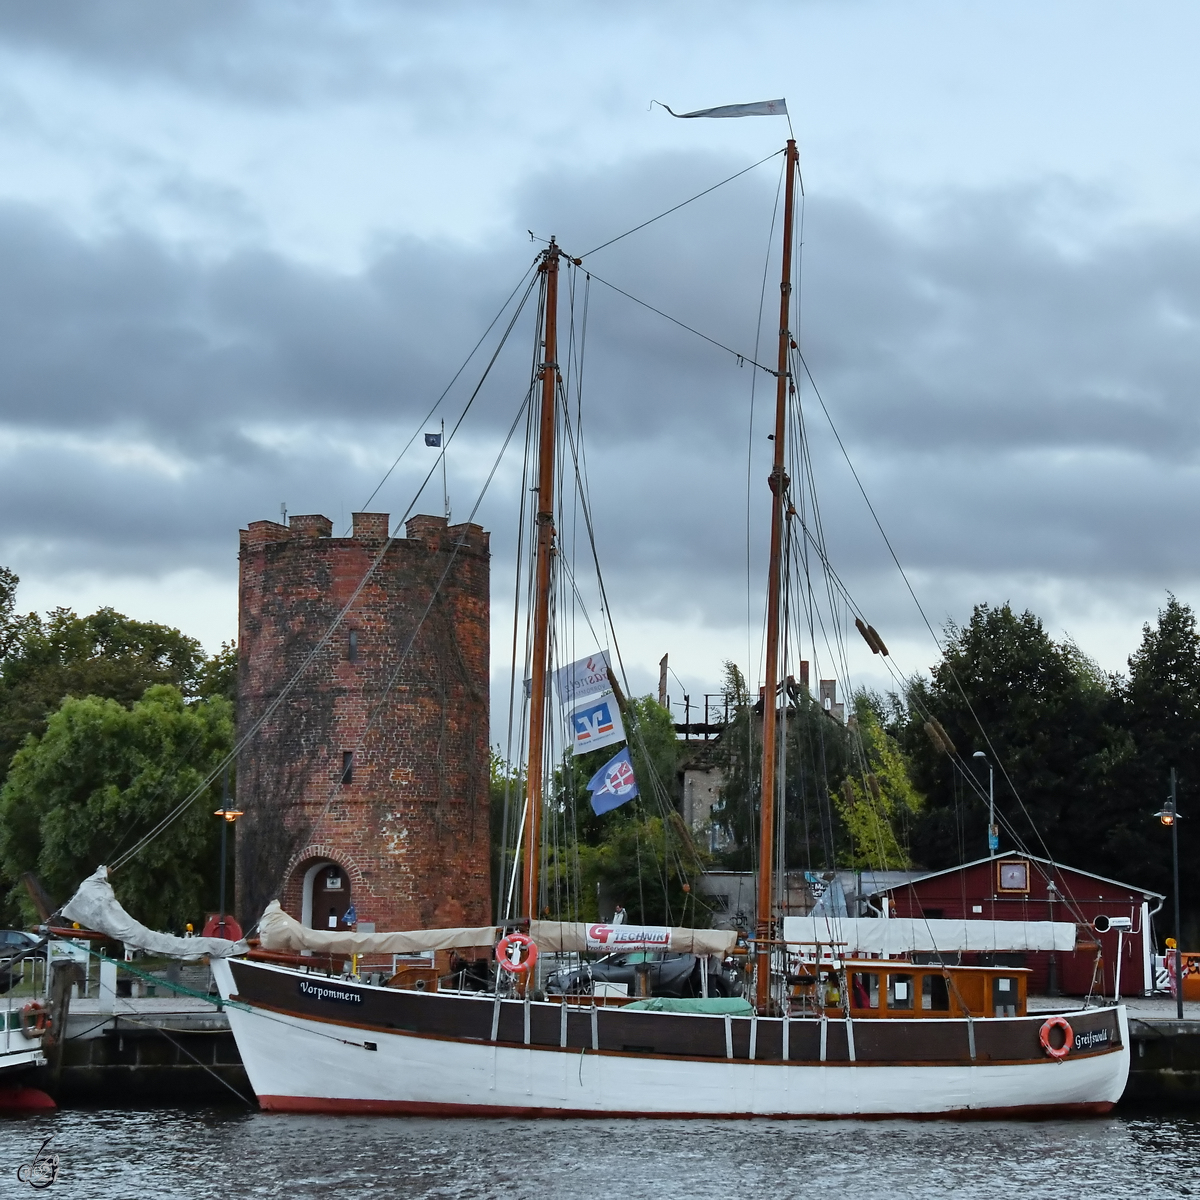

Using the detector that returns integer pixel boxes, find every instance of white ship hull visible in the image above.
[212,959,1129,1118]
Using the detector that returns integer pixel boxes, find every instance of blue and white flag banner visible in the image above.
[568,688,626,757]
[554,651,612,706]
[658,98,787,119]
[587,747,639,815]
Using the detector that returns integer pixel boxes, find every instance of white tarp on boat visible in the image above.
[258,902,500,954]
[530,921,738,957]
[781,915,1076,955]
[62,866,248,961]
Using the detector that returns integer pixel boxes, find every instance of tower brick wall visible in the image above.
[235,511,491,932]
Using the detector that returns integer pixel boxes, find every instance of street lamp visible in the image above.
[973,751,999,856]
[1154,766,1184,1020]
[213,764,243,941]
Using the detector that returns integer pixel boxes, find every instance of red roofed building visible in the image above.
[874,855,1165,997]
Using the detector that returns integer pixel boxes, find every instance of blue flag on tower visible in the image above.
[587,747,639,815]
[425,432,442,447]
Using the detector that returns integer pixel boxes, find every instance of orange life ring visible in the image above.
[495,933,538,975]
[1039,1015,1073,1061]
[20,1001,49,1040]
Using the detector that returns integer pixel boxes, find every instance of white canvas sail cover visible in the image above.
[255,907,737,957]
[259,902,500,955]
[530,921,738,957]
[62,867,248,961]
[781,915,1076,955]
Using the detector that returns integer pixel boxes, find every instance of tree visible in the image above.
[833,696,923,870]
[713,662,922,874]
[0,567,38,663]
[0,684,232,928]
[0,602,209,769]
[1110,596,1200,910]
[899,602,1130,873]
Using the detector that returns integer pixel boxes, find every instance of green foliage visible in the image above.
[898,602,1131,873]
[1,596,212,768]
[197,641,238,703]
[0,684,232,928]
[832,697,923,869]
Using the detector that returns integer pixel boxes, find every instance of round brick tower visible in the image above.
[235,511,490,932]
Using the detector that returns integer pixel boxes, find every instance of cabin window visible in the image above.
[341,750,354,785]
[922,974,950,1011]
[348,629,358,662]
[888,974,914,1010]
[998,860,1030,893]
[922,908,944,920]
[993,976,1017,1017]
[851,972,880,1009]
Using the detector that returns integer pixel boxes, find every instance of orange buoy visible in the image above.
[20,1001,50,1040]
[1039,1015,1073,1061]
[495,933,538,975]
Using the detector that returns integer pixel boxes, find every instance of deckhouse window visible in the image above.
[851,972,880,1009]
[888,974,914,1010]
[922,974,950,1011]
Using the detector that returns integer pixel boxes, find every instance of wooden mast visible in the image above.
[755,140,799,1012]
[522,239,561,920]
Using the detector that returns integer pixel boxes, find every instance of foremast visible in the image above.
[522,240,562,921]
[755,140,799,1013]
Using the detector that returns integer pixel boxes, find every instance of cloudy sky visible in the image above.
[4,1,1200,725]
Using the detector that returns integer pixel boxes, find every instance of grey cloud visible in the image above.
[5,156,1200,677]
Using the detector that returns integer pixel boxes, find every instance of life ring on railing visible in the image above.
[20,1001,49,1040]
[496,933,538,975]
[1039,1015,1073,1061]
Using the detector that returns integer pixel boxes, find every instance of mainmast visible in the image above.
[522,239,561,921]
[755,140,799,1012]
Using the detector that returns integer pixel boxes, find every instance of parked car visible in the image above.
[0,929,45,995]
[545,950,738,999]
[0,929,45,960]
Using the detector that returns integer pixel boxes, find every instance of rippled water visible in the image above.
[2,1107,1199,1198]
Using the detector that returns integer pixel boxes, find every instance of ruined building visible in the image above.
[235,511,491,932]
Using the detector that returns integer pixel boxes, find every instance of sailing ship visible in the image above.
[198,135,1130,1117]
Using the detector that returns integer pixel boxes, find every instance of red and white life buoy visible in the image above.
[495,933,538,975]
[20,1001,49,1040]
[1039,1015,1073,1061]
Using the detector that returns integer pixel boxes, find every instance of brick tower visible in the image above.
[235,511,490,932]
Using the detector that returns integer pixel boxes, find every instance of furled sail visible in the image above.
[781,915,1077,955]
[529,921,738,956]
[259,901,500,954]
[62,867,248,960]
[255,907,738,958]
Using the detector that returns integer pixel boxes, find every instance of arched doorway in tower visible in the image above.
[302,861,354,930]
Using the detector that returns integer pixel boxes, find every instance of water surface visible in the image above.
[1,1107,1197,1198]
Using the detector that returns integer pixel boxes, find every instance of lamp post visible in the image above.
[973,751,998,856]
[214,764,243,940]
[1155,767,1184,1021]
